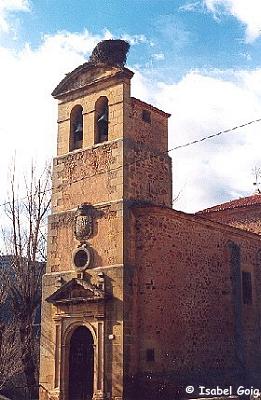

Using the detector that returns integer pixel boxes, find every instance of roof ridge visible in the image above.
[198,193,261,214]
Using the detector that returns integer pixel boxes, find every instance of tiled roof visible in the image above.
[198,193,261,214]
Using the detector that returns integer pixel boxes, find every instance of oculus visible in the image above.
[72,245,92,271]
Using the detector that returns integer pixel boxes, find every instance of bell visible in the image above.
[74,122,83,134]
[97,111,108,123]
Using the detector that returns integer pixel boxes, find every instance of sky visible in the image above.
[1,0,261,213]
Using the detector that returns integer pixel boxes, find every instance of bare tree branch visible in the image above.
[1,162,51,398]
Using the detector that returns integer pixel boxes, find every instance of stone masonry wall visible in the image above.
[122,95,172,207]
[47,202,123,274]
[124,206,261,399]
[41,137,125,399]
[52,139,123,213]
[125,98,169,154]
[124,140,172,207]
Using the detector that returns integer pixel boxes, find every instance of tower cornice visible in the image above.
[52,62,134,100]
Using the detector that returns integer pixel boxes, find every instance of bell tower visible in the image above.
[39,40,171,400]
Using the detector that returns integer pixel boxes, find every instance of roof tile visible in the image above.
[198,193,261,213]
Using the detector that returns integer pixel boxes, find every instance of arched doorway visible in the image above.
[69,326,94,400]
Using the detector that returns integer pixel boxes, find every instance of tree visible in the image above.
[2,163,51,399]
[0,263,22,392]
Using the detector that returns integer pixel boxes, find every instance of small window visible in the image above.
[146,348,155,362]
[142,109,151,124]
[242,271,252,304]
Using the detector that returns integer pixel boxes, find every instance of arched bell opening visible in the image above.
[95,96,109,144]
[68,326,94,400]
[70,105,83,151]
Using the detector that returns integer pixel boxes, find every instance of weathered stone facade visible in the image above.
[198,194,261,236]
[125,207,261,398]
[39,41,261,400]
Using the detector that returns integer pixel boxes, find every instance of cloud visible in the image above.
[240,52,252,61]
[204,0,261,42]
[0,0,29,32]
[1,24,261,216]
[152,53,165,61]
[0,29,105,200]
[146,69,261,211]
[179,1,203,12]
[154,15,192,50]
[0,28,151,198]
[120,33,149,45]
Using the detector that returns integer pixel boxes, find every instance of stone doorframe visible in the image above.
[54,315,105,400]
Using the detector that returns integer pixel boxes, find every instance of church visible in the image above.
[39,40,261,400]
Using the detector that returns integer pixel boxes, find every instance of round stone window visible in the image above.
[72,246,92,271]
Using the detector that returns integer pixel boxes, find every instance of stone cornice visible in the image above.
[52,62,134,99]
[131,204,261,242]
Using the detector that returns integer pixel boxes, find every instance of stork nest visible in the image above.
[89,39,130,67]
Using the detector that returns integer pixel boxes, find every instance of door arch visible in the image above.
[68,326,94,400]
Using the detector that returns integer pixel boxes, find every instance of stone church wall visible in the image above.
[125,98,169,154]
[124,142,172,208]
[123,96,172,208]
[200,206,261,236]
[124,205,261,399]
[51,139,124,213]
[40,40,261,399]
[47,202,123,274]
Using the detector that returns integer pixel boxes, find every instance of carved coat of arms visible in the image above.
[74,205,93,242]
